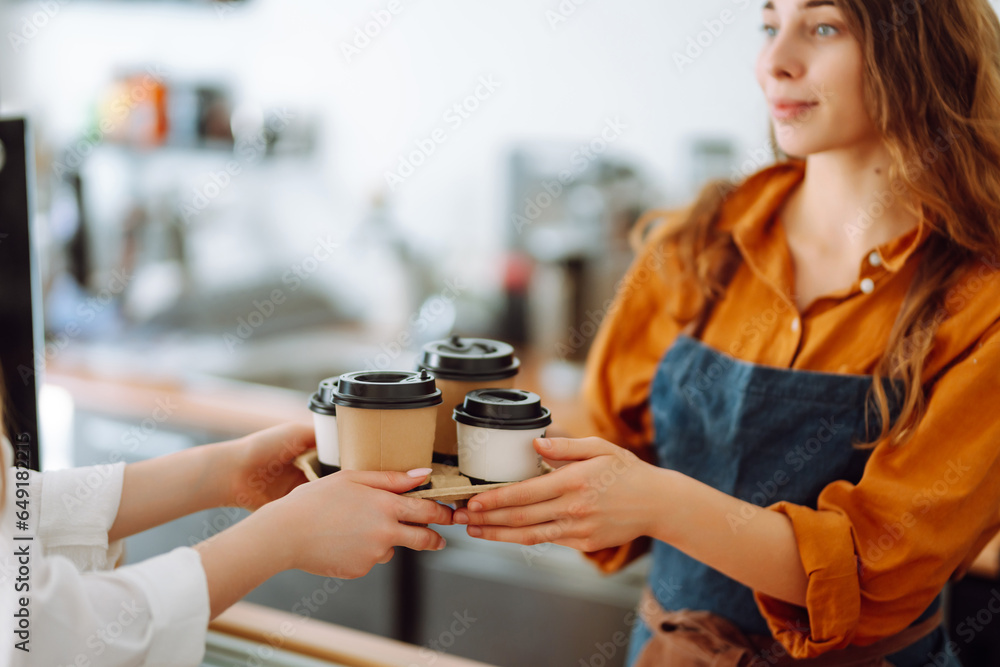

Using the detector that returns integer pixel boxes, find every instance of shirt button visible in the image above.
[860,278,876,294]
[791,318,801,333]
[868,251,883,268]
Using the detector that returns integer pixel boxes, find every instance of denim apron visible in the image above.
[625,334,959,667]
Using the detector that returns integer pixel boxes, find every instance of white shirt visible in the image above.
[0,437,210,666]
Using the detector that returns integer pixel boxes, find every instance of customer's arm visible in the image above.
[195,468,453,619]
[109,423,314,542]
[4,430,453,666]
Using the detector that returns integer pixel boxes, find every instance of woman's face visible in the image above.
[755,0,881,158]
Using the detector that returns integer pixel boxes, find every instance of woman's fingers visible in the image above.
[534,436,622,462]
[466,471,564,512]
[463,522,578,548]
[341,469,433,495]
[393,525,447,552]
[456,499,566,527]
[396,496,454,526]
[377,547,395,564]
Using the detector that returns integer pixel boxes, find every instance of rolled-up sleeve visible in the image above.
[754,320,1000,658]
[37,462,126,571]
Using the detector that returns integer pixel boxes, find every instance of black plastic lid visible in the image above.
[309,377,339,416]
[418,336,520,381]
[453,389,552,430]
[333,370,442,410]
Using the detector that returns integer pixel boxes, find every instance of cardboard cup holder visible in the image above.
[293,448,552,505]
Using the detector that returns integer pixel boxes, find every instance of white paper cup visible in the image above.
[453,388,552,484]
[457,423,546,483]
[312,412,340,471]
[309,377,341,476]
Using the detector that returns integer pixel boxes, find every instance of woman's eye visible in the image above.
[760,24,777,38]
[816,23,839,37]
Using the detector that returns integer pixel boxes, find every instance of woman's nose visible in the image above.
[761,32,806,80]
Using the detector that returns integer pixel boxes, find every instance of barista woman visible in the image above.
[455,1,1000,665]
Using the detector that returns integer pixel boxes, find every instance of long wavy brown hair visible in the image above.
[638,0,1000,448]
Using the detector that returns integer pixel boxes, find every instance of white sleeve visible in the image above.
[36,460,126,571]
[0,440,211,666]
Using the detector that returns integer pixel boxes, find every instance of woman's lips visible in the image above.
[771,102,818,121]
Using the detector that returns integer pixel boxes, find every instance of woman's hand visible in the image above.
[197,467,454,618]
[250,468,454,579]
[221,423,316,510]
[454,437,664,552]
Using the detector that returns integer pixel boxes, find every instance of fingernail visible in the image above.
[537,438,552,449]
[436,539,447,551]
[468,526,483,537]
[468,501,483,512]
[407,468,433,478]
[454,510,469,525]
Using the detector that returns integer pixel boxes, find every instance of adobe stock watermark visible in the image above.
[877,0,929,38]
[845,127,958,244]
[553,235,668,360]
[383,76,501,191]
[725,416,848,532]
[545,0,592,31]
[16,268,133,387]
[409,610,478,666]
[577,576,683,667]
[359,278,467,370]
[951,587,1000,662]
[222,235,340,352]
[859,458,971,570]
[673,0,755,73]
[190,436,315,546]
[180,108,295,223]
[511,117,628,235]
[51,66,170,178]
[7,0,71,53]
[520,447,637,564]
[58,397,178,513]
[340,0,414,63]
[237,573,346,667]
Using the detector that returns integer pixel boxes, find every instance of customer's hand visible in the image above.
[222,423,316,510]
[252,469,454,579]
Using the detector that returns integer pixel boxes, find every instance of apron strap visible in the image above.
[635,588,942,667]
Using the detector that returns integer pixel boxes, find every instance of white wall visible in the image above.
[5,0,997,291]
[1,1,769,241]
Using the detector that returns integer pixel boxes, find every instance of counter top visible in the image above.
[210,602,495,667]
[45,335,593,439]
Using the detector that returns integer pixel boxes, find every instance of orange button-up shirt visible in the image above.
[582,160,1000,658]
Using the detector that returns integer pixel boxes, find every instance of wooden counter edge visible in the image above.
[210,601,496,667]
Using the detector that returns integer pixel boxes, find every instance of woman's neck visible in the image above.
[785,149,922,254]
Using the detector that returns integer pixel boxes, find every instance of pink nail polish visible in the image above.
[407,468,433,478]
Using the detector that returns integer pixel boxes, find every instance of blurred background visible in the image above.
[10,1,977,666]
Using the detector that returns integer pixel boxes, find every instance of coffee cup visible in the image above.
[419,336,520,466]
[309,377,341,477]
[453,389,552,484]
[333,369,442,473]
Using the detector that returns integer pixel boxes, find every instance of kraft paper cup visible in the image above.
[418,336,520,466]
[333,370,442,473]
[453,388,552,484]
[309,377,340,477]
